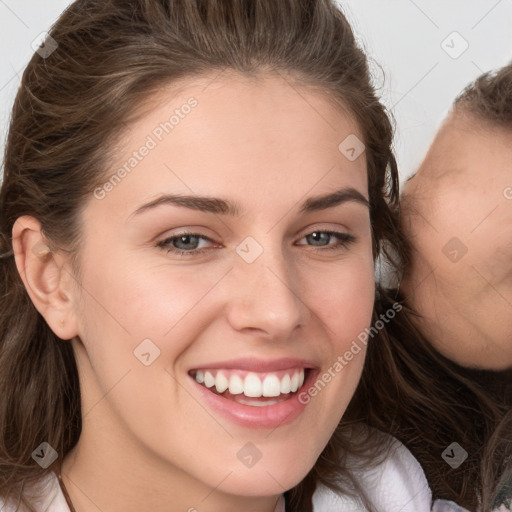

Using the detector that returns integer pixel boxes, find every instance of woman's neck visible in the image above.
[60,430,284,512]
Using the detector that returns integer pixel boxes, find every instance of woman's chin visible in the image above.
[214,471,301,498]
[199,454,316,498]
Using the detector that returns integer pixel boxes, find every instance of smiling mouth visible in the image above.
[189,368,308,406]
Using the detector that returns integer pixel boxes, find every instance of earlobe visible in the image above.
[12,216,79,341]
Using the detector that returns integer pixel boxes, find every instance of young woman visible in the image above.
[0,1,432,511]
[357,65,512,511]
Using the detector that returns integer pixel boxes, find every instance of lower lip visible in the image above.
[191,371,316,429]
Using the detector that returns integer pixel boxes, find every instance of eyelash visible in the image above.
[156,230,356,257]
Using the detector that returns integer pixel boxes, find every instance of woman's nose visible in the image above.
[225,243,311,340]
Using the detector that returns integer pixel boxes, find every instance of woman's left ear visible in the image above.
[12,216,79,340]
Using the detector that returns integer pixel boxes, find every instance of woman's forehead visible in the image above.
[94,74,368,211]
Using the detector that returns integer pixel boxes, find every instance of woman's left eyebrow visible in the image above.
[299,187,369,213]
[129,186,369,218]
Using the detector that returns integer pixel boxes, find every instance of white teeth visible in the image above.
[244,373,263,397]
[235,396,282,407]
[215,372,229,393]
[228,374,244,395]
[290,372,299,393]
[262,375,281,397]
[280,374,291,394]
[194,369,306,398]
[204,371,215,388]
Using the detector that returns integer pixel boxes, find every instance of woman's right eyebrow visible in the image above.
[129,186,369,219]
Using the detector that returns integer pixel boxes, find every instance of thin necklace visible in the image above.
[57,469,77,512]
[57,469,284,512]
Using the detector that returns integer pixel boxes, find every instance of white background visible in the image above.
[1,0,511,182]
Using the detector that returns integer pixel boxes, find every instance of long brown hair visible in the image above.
[354,65,512,511]
[358,290,512,511]
[0,1,400,511]
[451,65,512,507]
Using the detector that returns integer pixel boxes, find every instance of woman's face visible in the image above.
[402,111,512,369]
[63,72,374,506]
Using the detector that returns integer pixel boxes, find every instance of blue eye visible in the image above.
[156,230,355,257]
[298,231,355,250]
[157,233,213,255]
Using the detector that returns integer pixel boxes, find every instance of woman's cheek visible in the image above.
[316,261,375,339]
[96,261,223,337]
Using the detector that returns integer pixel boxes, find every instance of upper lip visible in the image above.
[189,357,318,373]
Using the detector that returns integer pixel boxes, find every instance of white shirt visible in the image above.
[312,435,432,511]
[0,470,70,512]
